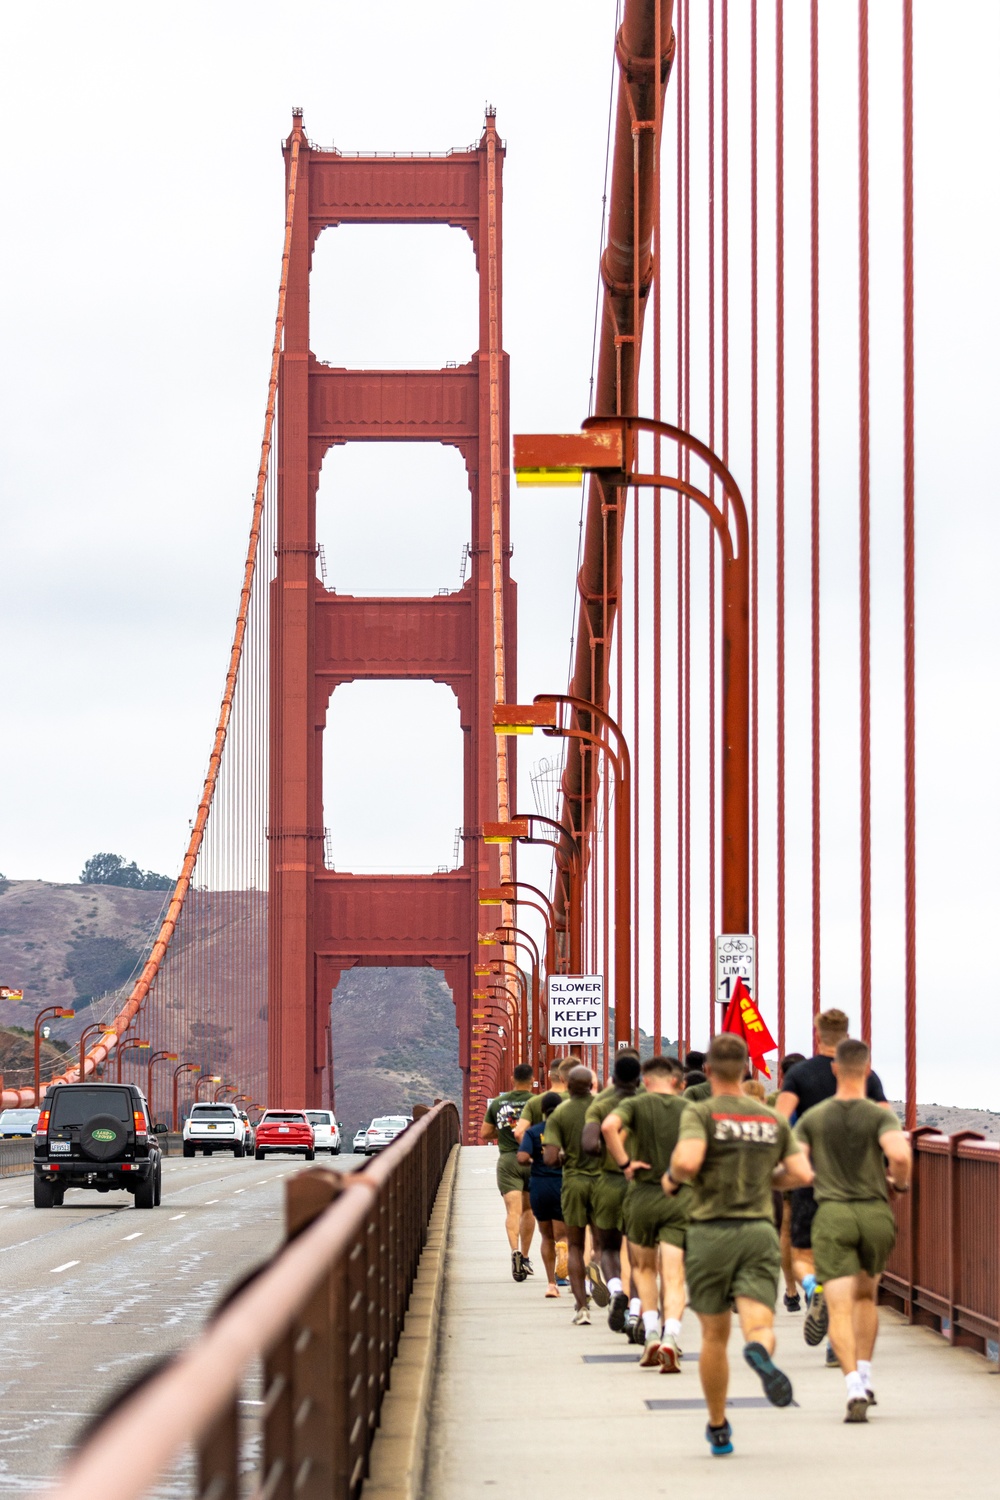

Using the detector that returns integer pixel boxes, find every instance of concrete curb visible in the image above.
[361,1143,459,1500]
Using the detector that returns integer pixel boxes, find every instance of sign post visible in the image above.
[546,975,605,1048]
[715,935,756,1013]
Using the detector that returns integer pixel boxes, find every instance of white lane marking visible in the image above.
[205,1199,219,1204]
[122,1232,142,1241]
[50,1261,80,1274]
[233,1189,245,1194]
[169,1213,186,1220]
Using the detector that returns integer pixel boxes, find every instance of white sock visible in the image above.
[857,1359,872,1387]
[642,1310,662,1339]
[845,1371,866,1401]
[607,1276,623,1297]
[585,1278,593,1296]
[663,1318,682,1340]
[629,1297,642,1317]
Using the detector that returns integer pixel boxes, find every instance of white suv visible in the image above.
[305,1110,341,1155]
[182,1102,249,1158]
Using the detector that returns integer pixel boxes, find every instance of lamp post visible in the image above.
[479,882,559,978]
[116,1038,151,1083]
[34,1005,76,1104]
[172,1063,201,1132]
[488,959,531,1068]
[195,1074,223,1102]
[145,1051,178,1124]
[214,1083,236,1102]
[486,924,543,1062]
[77,1022,117,1086]
[494,696,632,1050]
[484,815,584,972]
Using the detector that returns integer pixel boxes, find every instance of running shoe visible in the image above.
[742,1341,794,1408]
[522,1256,535,1276]
[608,1290,629,1332]
[571,1305,592,1326]
[825,1343,840,1367]
[783,1291,802,1312]
[864,1387,877,1407]
[638,1336,662,1367]
[555,1276,570,1287]
[705,1421,734,1457]
[658,1333,682,1374]
[804,1283,828,1345]
[554,1240,569,1280]
[586,1261,611,1308]
[844,1397,869,1424]
[544,1284,560,1298]
[511,1251,528,1283]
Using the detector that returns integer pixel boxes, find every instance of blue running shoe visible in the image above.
[706,1421,734,1456]
[743,1341,794,1407]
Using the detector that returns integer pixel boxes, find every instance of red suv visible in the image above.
[254,1110,315,1161]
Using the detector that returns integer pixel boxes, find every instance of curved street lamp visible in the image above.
[172,1062,201,1132]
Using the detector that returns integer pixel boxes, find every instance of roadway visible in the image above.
[0,1148,365,1496]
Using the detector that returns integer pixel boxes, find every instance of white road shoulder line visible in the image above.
[50,1260,79,1274]
[205,1199,219,1204]
[122,1232,142,1241]
[169,1213,186,1220]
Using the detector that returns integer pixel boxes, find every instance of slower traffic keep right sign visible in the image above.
[546,975,605,1045]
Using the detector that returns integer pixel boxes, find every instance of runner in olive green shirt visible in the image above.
[480,1063,536,1282]
[514,1056,578,1141]
[542,1066,599,1322]
[603,1054,689,1371]
[581,1052,642,1330]
[667,1033,812,1457]
[794,1037,911,1423]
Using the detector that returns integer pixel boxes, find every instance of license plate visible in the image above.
[50,1141,71,1153]
[278,1127,289,1133]
[207,1124,217,1130]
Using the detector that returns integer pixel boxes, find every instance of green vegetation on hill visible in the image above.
[80,853,174,891]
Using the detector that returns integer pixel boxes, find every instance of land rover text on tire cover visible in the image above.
[33,1083,164,1208]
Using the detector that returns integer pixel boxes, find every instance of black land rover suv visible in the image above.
[34,1082,165,1209]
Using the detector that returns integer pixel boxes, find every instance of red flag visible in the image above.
[722,976,778,1078]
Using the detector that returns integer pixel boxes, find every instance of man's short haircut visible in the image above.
[684,1069,707,1088]
[540,1090,562,1117]
[643,1054,685,1081]
[835,1038,870,1074]
[612,1053,642,1086]
[513,1063,534,1085]
[557,1054,584,1080]
[706,1033,749,1082]
[566,1065,594,1098]
[779,1052,806,1080]
[816,1008,850,1045]
[742,1078,767,1101]
[547,1061,563,1082]
[684,1050,707,1072]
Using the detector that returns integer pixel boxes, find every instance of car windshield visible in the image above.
[371,1117,404,1128]
[190,1107,236,1119]
[306,1112,332,1125]
[0,1109,39,1128]
[264,1112,306,1122]
[50,1088,132,1127]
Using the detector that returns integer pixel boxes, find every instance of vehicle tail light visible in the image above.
[37,1110,50,1139]
[134,1111,147,1138]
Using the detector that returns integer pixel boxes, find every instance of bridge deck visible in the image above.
[424,1148,996,1495]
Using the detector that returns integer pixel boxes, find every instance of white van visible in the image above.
[305,1109,341,1155]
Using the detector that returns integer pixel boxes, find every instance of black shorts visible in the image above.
[530,1177,564,1224]
[791,1185,818,1250]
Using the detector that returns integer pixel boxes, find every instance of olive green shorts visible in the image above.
[560,1170,614,1230]
[624,1180,689,1250]
[685,1218,781,1315]
[811,1200,897,1282]
[496,1153,531,1197]
[592,1170,628,1231]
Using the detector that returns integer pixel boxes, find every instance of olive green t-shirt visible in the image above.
[684,1080,713,1103]
[543,1093,599,1176]
[484,1090,534,1153]
[795,1097,900,1204]
[678,1094,796,1221]
[584,1085,640,1173]
[612,1090,688,1182]
[518,1088,566,1128]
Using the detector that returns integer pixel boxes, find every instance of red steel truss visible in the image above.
[268,111,515,1121]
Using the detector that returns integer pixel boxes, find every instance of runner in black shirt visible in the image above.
[776,1009,889,1351]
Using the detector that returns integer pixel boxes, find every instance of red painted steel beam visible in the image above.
[560,0,675,924]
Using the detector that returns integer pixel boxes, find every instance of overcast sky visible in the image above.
[1,2,997,1109]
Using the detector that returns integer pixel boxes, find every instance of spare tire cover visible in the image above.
[81,1113,129,1161]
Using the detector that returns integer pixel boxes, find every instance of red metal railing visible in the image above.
[881,1129,1000,1367]
[48,1100,460,1500]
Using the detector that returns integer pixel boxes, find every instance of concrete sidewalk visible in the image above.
[422,1147,997,1497]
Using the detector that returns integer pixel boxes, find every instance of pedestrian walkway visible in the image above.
[423,1148,997,1496]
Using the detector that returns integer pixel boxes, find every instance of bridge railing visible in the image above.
[0,1139,33,1178]
[48,1099,460,1500]
[882,1129,1000,1367]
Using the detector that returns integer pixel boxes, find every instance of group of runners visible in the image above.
[480,1008,911,1456]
